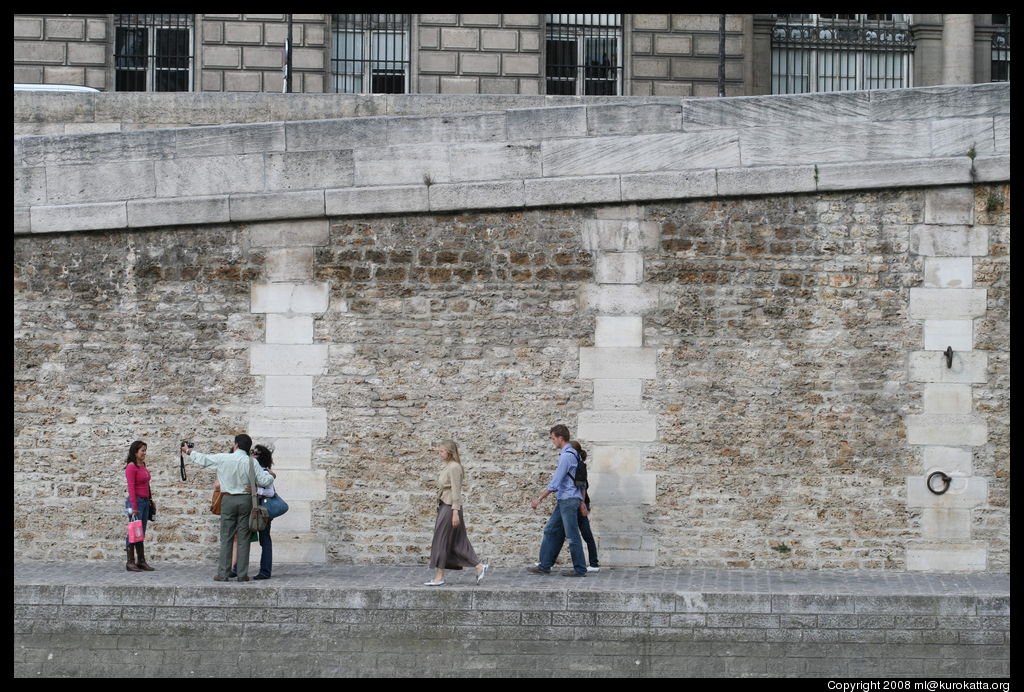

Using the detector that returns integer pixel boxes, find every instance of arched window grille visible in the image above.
[331,14,411,93]
[771,14,914,94]
[545,14,623,95]
[114,14,194,92]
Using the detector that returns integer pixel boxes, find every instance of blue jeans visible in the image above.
[538,498,586,575]
[124,497,151,547]
[257,519,273,577]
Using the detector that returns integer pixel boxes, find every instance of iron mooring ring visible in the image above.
[927,471,952,495]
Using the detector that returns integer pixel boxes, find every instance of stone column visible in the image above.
[941,14,976,85]
[905,187,988,571]
[577,206,660,566]
[248,219,329,564]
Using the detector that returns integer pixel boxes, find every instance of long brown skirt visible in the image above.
[429,502,480,570]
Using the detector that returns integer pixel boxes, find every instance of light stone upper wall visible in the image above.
[14,14,111,91]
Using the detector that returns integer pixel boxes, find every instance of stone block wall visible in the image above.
[630,14,748,97]
[14,14,111,90]
[417,14,543,94]
[199,14,327,93]
[13,187,1010,570]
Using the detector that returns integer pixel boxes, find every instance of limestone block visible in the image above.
[325,185,429,216]
[14,166,46,207]
[930,117,995,157]
[268,500,311,532]
[922,383,973,414]
[386,113,506,146]
[906,474,987,509]
[580,348,656,379]
[265,247,316,281]
[46,160,156,204]
[248,218,329,248]
[595,315,643,348]
[248,407,328,439]
[543,130,741,177]
[922,320,974,352]
[353,144,451,186]
[908,350,986,384]
[481,29,517,51]
[439,76,479,94]
[266,314,314,344]
[586,470,656,505]
[229,190,326,222]
[682,90,869,131]
[718,165,817,196]
[67,43,106,66]
[586,104,682,136]
[126,196,230,229]
[908,288,987,320]
[250,344,328,376]
[972,155,1010,183]
[920,508,972,540]
[271,438,313,469]
[578,284,659,315]
[30,202,127,234]
[582,219,660,252]
[265,376,313,407]
[174,123,286,157]
[994,115,1009,153]
[595,253,643,284]
[507,107,588,141]
[428,180,525,212]
[448,142,542,182]
[741,121,931,167]
[284,118,388,152]
[922,446,973,476]
[250,282,330,314]
[502,54,540,75]
[460,52,500,75]
[272,536,327,563]
[592,379,643,410]
[14,207,31,235]
[910,225,988,256]
[923,257,973,288]
[620,170,717,201]
[155,154,265,197]
[905,414,987,447]
[600,548,657,567]
[924,187,975,225]
[586,446,643,475]
[265,150,354,191]
[906,544,987,572]
[816,157,972,191]
[441,27,479,50]
[578,410,657,442]
[868,83,1008,120]
[523,175,620,208]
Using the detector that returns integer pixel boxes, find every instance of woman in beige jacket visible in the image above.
[425,440,487,586]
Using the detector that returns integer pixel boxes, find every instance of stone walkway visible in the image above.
[15,561,1009,595]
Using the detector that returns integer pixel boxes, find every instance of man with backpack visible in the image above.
[527,424,588,577]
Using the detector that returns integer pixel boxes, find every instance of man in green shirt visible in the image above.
[183,434,274,582]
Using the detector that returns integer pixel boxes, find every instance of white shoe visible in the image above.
[423,579,445,586]
[587,566,600,572]
[476,563,489,584]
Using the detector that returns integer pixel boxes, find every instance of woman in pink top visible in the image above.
[124,440,155,571]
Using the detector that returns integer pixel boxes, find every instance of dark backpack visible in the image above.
[566,447,588,489]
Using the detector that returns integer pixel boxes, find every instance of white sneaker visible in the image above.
[587,566,600,572]
[423,579,445,586]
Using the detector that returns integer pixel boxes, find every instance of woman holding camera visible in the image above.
[124,440,155,571]
[425,440,487,586]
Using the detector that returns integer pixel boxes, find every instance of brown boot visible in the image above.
[126,544,142,572]
[135,542,155,571]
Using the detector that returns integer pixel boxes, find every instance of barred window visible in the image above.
[114,14,194,92]
[331,14,411,93]
[545,14,623,96]
[991,14,1010,82]
[771,14,913,94]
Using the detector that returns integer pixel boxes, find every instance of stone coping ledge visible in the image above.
[14,83,1010,235]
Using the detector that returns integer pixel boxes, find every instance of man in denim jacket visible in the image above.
[527,424,588,577]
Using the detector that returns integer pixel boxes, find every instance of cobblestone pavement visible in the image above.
[14,561,1009,595]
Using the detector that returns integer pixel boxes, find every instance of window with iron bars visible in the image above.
[771,14,913,94]
[545,14,623,96]
[991,14,1010,82]
[114,14,194,92]
[331,14,411,94]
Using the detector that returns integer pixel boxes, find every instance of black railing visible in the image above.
[331,14,410,94]
[991,15,1010,82]
[771,14,914,94]
[114,14,193,92]
[546,14,622,95]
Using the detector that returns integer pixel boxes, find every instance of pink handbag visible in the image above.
[127,519,145,543]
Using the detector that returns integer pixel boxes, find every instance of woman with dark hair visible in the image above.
[570,440,600,573]
[124,440,155,571]
[251,444,279,580]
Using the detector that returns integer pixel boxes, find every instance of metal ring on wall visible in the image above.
[927,471,952,495]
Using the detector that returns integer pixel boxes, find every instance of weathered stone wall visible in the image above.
[14,14,111,90]
[14,186,1010,570]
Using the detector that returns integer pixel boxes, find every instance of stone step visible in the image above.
[242,532,326,564]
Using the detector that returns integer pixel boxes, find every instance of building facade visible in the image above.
[14,14,1011,96]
